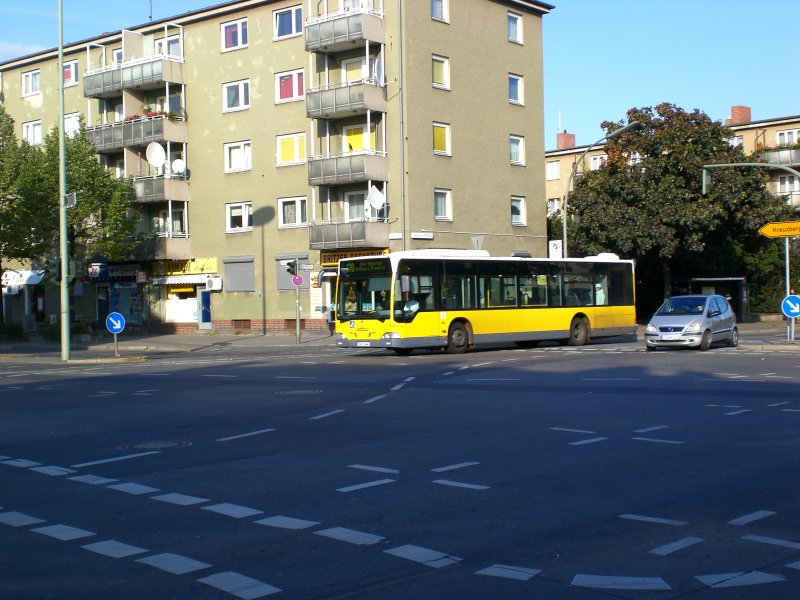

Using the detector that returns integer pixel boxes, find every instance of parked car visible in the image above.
[645,294,738,351]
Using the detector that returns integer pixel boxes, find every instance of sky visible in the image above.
[0,1,797,148]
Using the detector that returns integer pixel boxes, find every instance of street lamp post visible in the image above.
[58,0,70,360]
[561,121,641,258]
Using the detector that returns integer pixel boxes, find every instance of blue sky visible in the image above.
[1,1,797,147]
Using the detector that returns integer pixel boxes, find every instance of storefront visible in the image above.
[150,259,217,328]
[89,264,145,328]
[1,269,45,331]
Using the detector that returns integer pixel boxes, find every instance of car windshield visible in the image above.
[657,296,707,316]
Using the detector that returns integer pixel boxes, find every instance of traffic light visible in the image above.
[701,169,713,195]
[310,272,320,288]
[285,259,298,276]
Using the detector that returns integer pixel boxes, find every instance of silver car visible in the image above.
[645,294,738,351]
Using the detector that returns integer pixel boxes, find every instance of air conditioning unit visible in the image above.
[205,277,223,291]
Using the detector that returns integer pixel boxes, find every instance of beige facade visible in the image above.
[0,0,551,333]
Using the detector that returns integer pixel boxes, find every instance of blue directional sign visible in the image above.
[781,295,800,319]
[105,311,126,334]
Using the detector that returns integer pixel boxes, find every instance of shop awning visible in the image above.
[1,269,44,287]
[150,274,213,285]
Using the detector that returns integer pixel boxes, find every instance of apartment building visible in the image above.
[0,0,552,334]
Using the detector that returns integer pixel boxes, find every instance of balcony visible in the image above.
[759,148,800,167]
[306,79,387,119]
[83,55,185,99]
[86,116,188,153]
[308,151,388,186]
[132,175,189,203]
[305,9,385,53]
[309,219,389,250]
[127,234,191,261]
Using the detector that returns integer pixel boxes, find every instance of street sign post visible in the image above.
[781,295,800,319]
[105,311,126,357]
[758,221,800,239]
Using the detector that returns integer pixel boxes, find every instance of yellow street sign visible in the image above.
[758,221,800,238]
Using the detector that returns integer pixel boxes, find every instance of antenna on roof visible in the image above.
[149,0,153,21]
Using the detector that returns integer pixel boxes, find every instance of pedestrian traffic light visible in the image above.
[285,259,298,276]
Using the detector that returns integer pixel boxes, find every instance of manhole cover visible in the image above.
[118,441,192,450]
[275,389,323,395]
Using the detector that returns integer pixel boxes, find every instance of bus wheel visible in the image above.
[393,348,413,356]
[566,317,589,346]
[446,322,469,354]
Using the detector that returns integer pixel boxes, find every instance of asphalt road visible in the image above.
[2,340,800,599]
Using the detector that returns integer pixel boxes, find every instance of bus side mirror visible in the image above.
[403,299,420,319]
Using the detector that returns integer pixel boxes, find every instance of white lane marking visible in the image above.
[728,510,776,526]
[275,376,317,379]
[571,574,671,590]
[696,571,785,588]
[69,475,118,485]
[217,428,276,442]
[569,437,608,446]
[30,466,75,476]
[619,514,688,526]
[468,378,521,381]
[201,374,238,378]
[551,427,596,434]
[152,493,209,506]
[197,571,281,597]
[725,409,752,416]
[475,564,541,581]
[140,373,170,376]
[314,527,384,546]
[363,394,386,404]
[2,459,42,468]
[134,389,159,393]
[106,482,160,495]
[580,378,641,381]
[473,362,495,367]
[202,503,263,519]
[781,409,800,413]
[255,515,318,530]
[71,451,160,468]
[743,534,800,550]
[633,425,668,433]
[390,383,406,391]
[310,409,345,420]
[442,371,455,376]
[32,524,96,541]
[430,461,480,473]
[765,375,793,379]
[348,464,400,474]
[432,479,489,490]
[82,539,149,558]
[650,536,704,556]
[768,401,791,407]
[384,544,462,568]
[136,552,212,575]
[0,511,46,527]
[633,437,685,445]
[337,479,395,493]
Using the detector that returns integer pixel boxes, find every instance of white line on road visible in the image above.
[468,378,521,381]
[725,409,752,416]
[337,479,395,493]
[348,464,400,474]
[430,461,480,473]
[363,394,386,404]
[310,409,345,420]
[728,510,776,526]
[315,527,385,546]
[201,374,238,378]
[551,427,596,434]
[633,437,685,445]
[569,437,608,446]
[768,401,791,407]
[633,425,669,433]
[71,451,160,468]
[572,574,671,591]
[742,534,800,550]
[384,544,462,568]
[649,536,704,555]
[696,571,785,588]
[619,514,688,526]
[432,479,489,490]
[475,564,540,581]
[217,428,276,442]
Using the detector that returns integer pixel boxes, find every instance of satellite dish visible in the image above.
[373,58,385,87]
[172,158,186,174]
[145,143,166,169]
[367,185,386,210]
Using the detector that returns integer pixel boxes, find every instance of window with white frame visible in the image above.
[276,133,306,165]
[433,122,451,155]
[22,69,40,96]
[508,73,524,104]
[226,201,253,232]
[156,93,182,115]
[155,35,180,58]
[511,196,526,226]
[275,69,304,103]
[590,154,607,170]
[221,18,248,51]
[63,60,78,87]
[546,160,561,180]
[342,57,367,83]
[112,49,123,65]
[777,129,800,147]
[728,135,743,148]
[547,198,560,217]
[509,135,525,165]
[279,196,308,227]
[779,175,799,194]
[344,191,368,221]
[274,5,302,39]
[432,55,450,89]
[64,113,80,138]
[508,12,523,43]
[434,188,452,221]
[431,0,448,22]
[223,79,250,112]
[22,120,42,145]
[224,140,252,172]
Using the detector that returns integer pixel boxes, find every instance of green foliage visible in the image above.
[0,321,27,341]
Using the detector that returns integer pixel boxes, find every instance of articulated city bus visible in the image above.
[335,249,636,354]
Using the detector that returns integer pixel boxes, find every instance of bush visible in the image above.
[0,322,27,342]
[42,324,61,341]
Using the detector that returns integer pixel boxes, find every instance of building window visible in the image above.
[547,198,560,217]
[274,5,302,39]
[279,196,308,227]
[112,49,123,65]
[510,135,525,165]
[511,196,526,226]
[590,154,607,170]
[22,120,42,145]
[508,73,524,104]
[277,133,306,166]
[226,202,253,232]
[432,55,450,89]
[223,79,250,112]
[224,256,255,292]
[221,18,248,51]
[779,176,798,194]
[546,160,561,180]
[275,69,304,103]
[155,35,181,58]
[22,69,40,96]
[777,129,800,147]
[508,12,523,43]
[342,57,367,82]
[63,60,78,87]
[431,0,448,22]
[224,141,252,172]
[64,113,80,138]
[728,135,743,148]
[434,188,452,221]
[433,122,451,156]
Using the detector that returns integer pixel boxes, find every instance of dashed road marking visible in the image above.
[106,482,160,495]
[649,536,703,556]
[432,479,489,490]
[743,534,800,550]
[551,427,595,434]
[337,479,395,493]
[198,571,282,598]
[633,437,685,445]
[430,461,480,473]
[32,524,96,541]
[202,503,263,519]
[82,539,149,558]
[310,409,345,420]
[696,571,785,588]
[633,425,668,433]
[71,451,160,468]
[571,574,671,591]
[255,515,318,530]
[0,511,46,527]
[348,464,399,474]
[569,437,607,446]
[384,544,462,568]
[728,510,775,526]
[136,552,212,575]
[475,564,541,581]
[619,514,688,526]
[315,527,384,546]
[152,493,209,506]
[217,428,276,442]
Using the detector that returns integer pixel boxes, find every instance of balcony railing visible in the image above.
[306,79,387,119]
[309,218,389,250]
[305,9,385,52]
[127,234,191,261]
[308,151,388,186]
[759,148,800,167]
[86,116,188,153]
[132,175,189,203]
[83,55,185,99]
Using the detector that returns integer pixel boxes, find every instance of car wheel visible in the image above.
[446,322,469,354]
[728,327,739,348]
[646,344,655,352]
[700,330,711,351]
[566,317,589,346]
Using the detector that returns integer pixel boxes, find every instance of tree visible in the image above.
[568,103,791,318]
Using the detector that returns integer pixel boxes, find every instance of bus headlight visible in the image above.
[381,332,400,339]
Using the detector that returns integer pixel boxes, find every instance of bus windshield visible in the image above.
[338,257,392,320]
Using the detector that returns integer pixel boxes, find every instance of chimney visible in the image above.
[725,105,752,126]
[557,131,576,149]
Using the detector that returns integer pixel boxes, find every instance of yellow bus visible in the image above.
[335,249,636,354]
